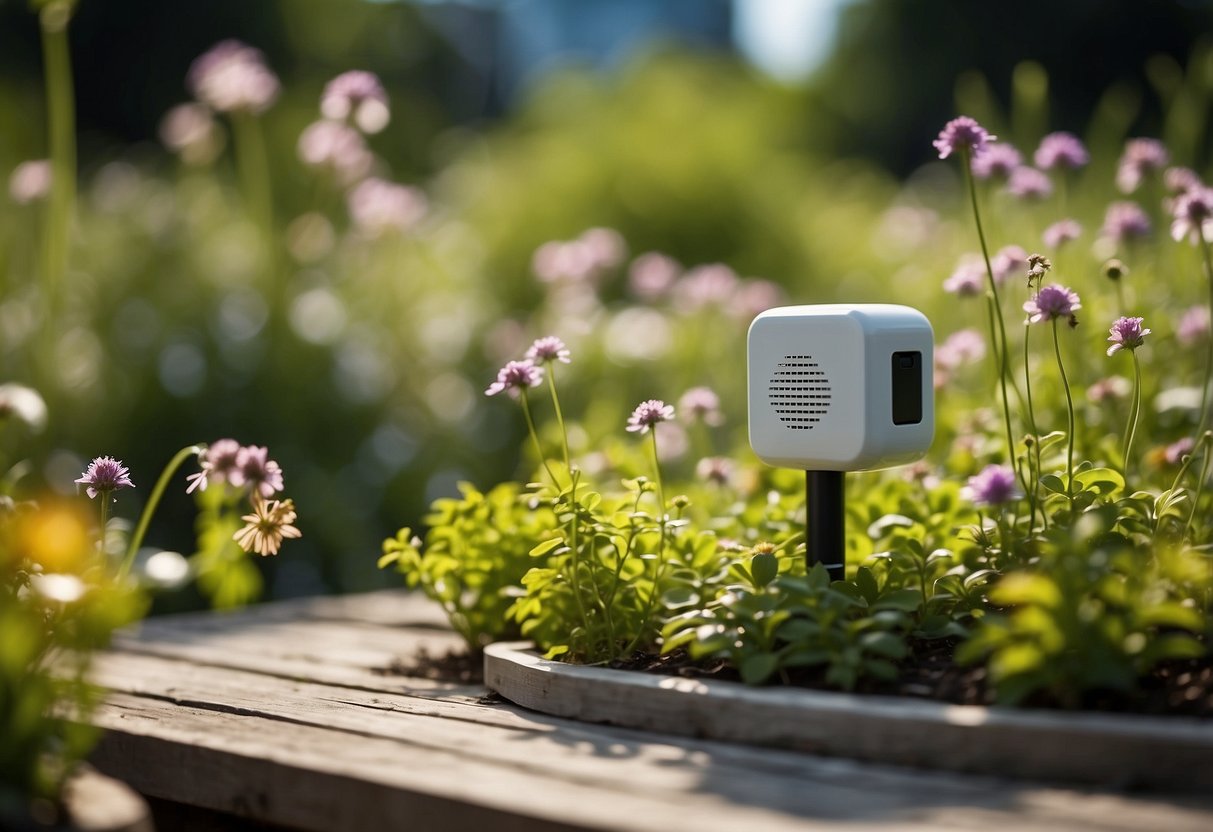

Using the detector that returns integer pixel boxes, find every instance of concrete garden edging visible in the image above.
[484,641,1212,793]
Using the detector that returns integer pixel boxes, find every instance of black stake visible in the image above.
[806,470,845,581]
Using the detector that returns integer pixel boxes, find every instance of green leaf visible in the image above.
[1039,474,1068,495]
[660,586,701,609]
[529,537,564,558]
[1073,467,1124,496]
[854,566,879,605]
[874,588,923,612]
[751,552,778,588]
[740,652,780,685]
[860,631,907,659]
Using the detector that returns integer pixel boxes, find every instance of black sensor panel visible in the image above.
[891,351,922,425]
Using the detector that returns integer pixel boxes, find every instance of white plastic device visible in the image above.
[747,304,935,471]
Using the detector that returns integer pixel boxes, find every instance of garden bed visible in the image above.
[484,641,1213,794]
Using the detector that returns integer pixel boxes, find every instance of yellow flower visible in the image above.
[233,498,300,557]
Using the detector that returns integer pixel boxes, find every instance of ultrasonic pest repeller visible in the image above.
[747,304,935,579]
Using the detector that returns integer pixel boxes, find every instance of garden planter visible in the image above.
[485,641,1213,793]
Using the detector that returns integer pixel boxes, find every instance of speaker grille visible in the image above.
[768,354,831,430]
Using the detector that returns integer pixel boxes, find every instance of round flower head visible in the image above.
[347,178,427,236]
[1170,186,1213,245]
[1033,132,1089,171]
[159,103,224,166]
[933,116,995,160]
[485,359,544,398]
[943,259,985,296]
[76,456,135,500]
[235,445,285,499]
[695,456,734,486]
[935,328,986,369]
[1006,166,1052,200]
[187,40,280,115]
[1116,138,1169,193]
[970,143,1021,180]
[991,245,1027,285]
[1164,436,1195,466]
[1100,201,1151,243]
[1164,167,1203,196]
[1177,305,1211,347]
[320,71,390,134]
[234,498,301,557]
[671,263,740,314]
[961,464,1021,507]
[525,336,571,365]
[628,251,681,300]
[626,399,675,434]
[678,386,724,426]
[9,160,52,205]
[297,120,374,186]
[1106,316,1151,356]
[1042,219,1082,249]
[1024,284,1081,325]
[186,438,243,494]
[1086,376,1131,403]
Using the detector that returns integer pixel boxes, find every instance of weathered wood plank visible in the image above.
[485,641,1213,793]
[89,649,1213,832]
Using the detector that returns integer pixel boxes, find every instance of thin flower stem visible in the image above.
[1115,280,1127,317]
[964,148,1020,475]
[97,491,111,554]
[1195,237,1213,439]
[623,431,667,657]
[1183,436,1212,543]
[1122,349,1143,487]
[119,444,204,579]
[519,390,558,487]
[546,368,572,481]
[1022,323,1040,532]
[1052,320,1077,514]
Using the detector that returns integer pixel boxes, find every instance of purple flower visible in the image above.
[76,456,135,500]
[733,279,786,319]
[933,116,995,160]
[1006,166,1053,200]
[531,228,625,285]
[526,336,571,365]
[235,445,285,499]
[961,464,1021,507]
[1024,283,1081,325]
[485,359,544,398]
[297,120,374,185]
[1164,167,1203,196]
[628,252,681,300]
[671,263,740,314]
[1177,305,1210,347]
[626,399,675,434]
[321,71,390,134]
[8,160,51,205]
[159,104,223,166]
[678,387,724,426]
[1033,132,1089,171]
[347,178,427,236]
[185,438,243,494]
[1170,186,1213,244]
[1116,138,1169,193]
[943,258,985,296]
[1042,219,1082,249]
[187,40,280,115]
[1087,376,1131,403]
[1164,436,1195,466]
[1100,201,1151,243]
[936,329,986,369]
[695,456,734,486]
[970,143,1021,179]
[1106,316,1151,356]
[991,245,1027,284]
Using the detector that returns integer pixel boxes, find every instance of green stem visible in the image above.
[1195,237,1213,440]
[964,148,1019,472]
[38,2,76,399]
[546,368,572,481]
[1022,323,1040,532]
[230,112,274,285]
[97,490,111,554]
[1184,441,1211,543]
[519,390,558,487]
[1122,349,1142,487]
[1052,321,1076,514]
[1115,280,1127,317]
[623,431,668,657]
[119,444,204,579]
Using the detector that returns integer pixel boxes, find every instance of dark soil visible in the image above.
[387,639,1213,718]
[608,639,1213,719]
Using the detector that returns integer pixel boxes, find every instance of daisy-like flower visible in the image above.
[525,336,571,365]
[1024,284,1081,325]
[234,498,301,557]
[991,245,1027,284]
[943,259,985,296]
[1177,305,1211,347]
[8,159,52,205]
[1033,132,1089,170]
[1106,316,1151,356]
[970,143,1021,179]
[626,399,675,434]
[1006,166,1052,200]
[961,464,1021,507]
[185,438,243,494]
[936,329,986,369]
[1116,138,1169,193]
[695,456,734,486]
[235,445,285,499]
[1042,219,1082,249]
[1164,167,1203,197]
[485,359,544,398]
[76,457,135,500]
[1170,186,1213,244]
[187,40,280,115]
[320,70,390,134]
[678,386,724,426]
[1100,201,1151,243]
[933,116,995,160]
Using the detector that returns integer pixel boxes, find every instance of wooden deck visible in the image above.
[89,589,1213,831]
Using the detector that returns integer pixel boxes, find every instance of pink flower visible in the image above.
[628,252,681,300]
[678,387,724,426]
[159,104,224,166]
[1087,376,1131,403]
[1042,219,1082,249]
[298,120,374,185]
[626,399,675,434]
[526,336,571,365]
[1178,306,1211,347]
[185,438,243,494]
[235,445,285,499]
[1024,284,1081,325]
[321,71,390,134]
[76,456,135,500]
[1106,316,1151,356]
[943,258,985,296]
[970,143,1021,179]
[936,329,986,369]
[961,464,1021,507]
[347,178,427,235]
[934,116,995,160]
[485,360,544,398]
[1164,437,1195,466]
[1100,201,1151,243]
[1164,167,1203,196]
[695,456,734,486]
[671,264,740,314]
[991,245,1027,284]
[187,40,280,115]
[8,160,52,204]
[1033,132,1088,170]
[1116,138,1169,193]
[1170,186,1213,245]
[1006,166,1053,200]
